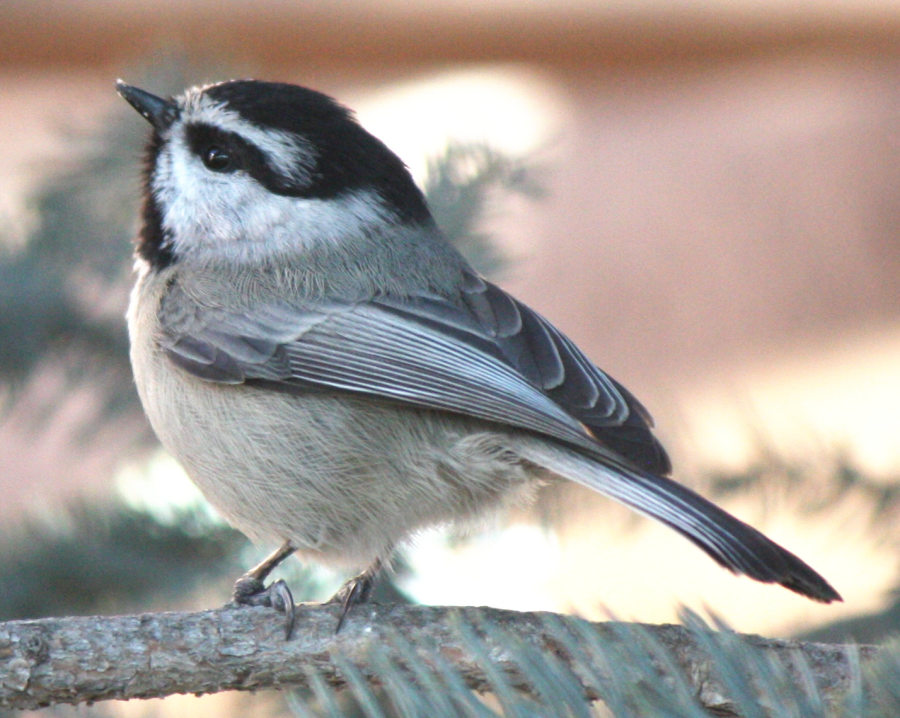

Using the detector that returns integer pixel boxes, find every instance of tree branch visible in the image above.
[0,603,879,713]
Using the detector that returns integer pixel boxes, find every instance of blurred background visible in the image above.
[1,0,898,715]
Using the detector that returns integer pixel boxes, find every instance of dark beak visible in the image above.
[116,80,179,132]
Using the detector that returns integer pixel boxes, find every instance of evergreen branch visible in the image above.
[0,604,882,715]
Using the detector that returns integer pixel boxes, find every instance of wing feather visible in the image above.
[159,273,669,472]
[155,273,843,602]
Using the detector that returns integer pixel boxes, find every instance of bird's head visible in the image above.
[117,79,432,270]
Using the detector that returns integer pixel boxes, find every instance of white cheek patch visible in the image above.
[179,89,316,185]
[153,131,395,264]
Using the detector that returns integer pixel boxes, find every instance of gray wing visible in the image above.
[160,274,846,605]
[160,272,670,474]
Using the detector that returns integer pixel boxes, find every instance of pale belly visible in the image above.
[132,341,537,569]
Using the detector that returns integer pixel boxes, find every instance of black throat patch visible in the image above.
[137,132,175,270]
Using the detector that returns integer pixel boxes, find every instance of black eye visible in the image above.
[202,146,235,172]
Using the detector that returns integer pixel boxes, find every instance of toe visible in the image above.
[232,575,267,605]
[230,576,297,639]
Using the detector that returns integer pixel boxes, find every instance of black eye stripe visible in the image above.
[181,109,431,224]
[184,122,312,196]
[185,123,254,170]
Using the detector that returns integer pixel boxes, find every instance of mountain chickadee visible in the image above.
[117,79,841,635]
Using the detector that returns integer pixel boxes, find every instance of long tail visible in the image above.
[518,441,842,603]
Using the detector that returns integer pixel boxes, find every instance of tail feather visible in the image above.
[628,472,842,602]
[520,441,842,603]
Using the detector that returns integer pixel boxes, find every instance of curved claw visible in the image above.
[229,541,298,639]
[232,577,297,640]
[329,561,382,633]
[270,580,296,639]
[335,576,369,633]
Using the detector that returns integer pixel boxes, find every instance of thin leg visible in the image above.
[329,558,384,633]
[231,540,298,639]
[238,541,297,584]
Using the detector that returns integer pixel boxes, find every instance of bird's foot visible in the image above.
[231,575,297,639]
[328,561,382,633]
[230,540,297,639]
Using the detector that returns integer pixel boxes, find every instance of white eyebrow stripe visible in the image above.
[178,90,316,184]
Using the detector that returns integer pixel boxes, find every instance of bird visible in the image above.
[116,78,841,635]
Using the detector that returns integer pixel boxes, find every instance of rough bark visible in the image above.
[0,602,878,713]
